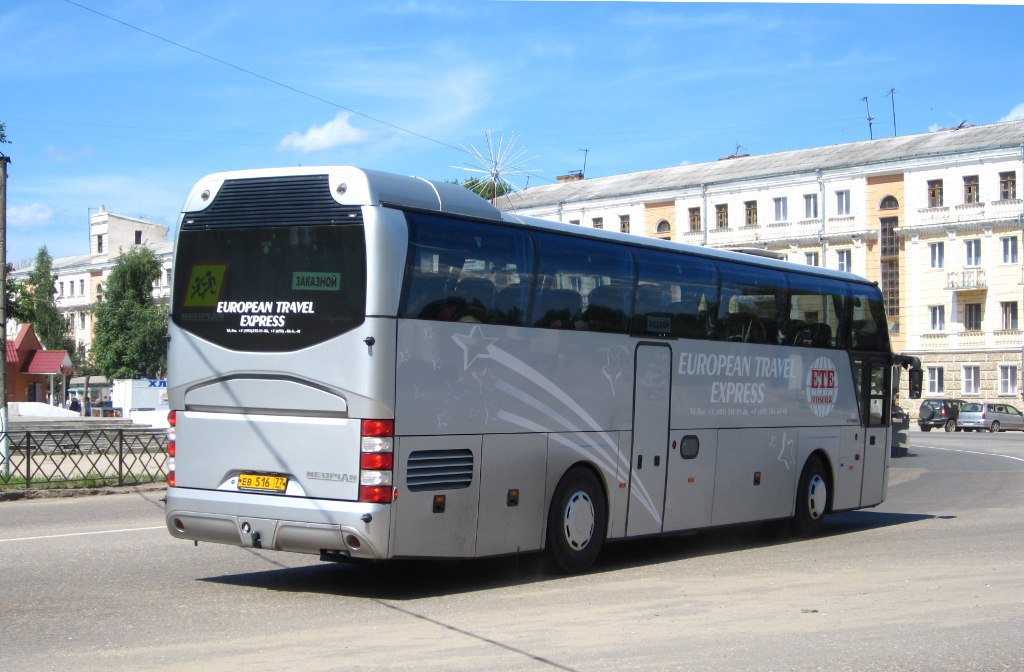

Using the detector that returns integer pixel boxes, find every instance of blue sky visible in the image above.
[2,1,1023,262]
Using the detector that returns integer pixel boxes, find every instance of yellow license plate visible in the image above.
[238,473,288,493]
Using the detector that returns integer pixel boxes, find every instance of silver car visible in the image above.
[956,402,1024,432]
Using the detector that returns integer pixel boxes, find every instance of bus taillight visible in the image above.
[166,410,176,481]
[359,419,394,503]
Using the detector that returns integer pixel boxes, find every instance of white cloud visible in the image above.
[1000,103,1024,122]
[8,203,54,231]
[279,112,370,153]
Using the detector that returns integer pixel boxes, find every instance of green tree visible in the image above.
[6,263,31,324]
[19,246,73,351]
[92,246,167,379]
[461,177,511,203]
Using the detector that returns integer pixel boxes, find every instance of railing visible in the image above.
[0,429,168,491]
[946,268,987,290]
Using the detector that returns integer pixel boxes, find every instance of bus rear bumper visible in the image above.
[164,486,391,561]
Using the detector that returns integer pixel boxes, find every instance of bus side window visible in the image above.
[495,284,529,326]
[404,273,451,319]
[532,288,582,329]
[452,277,496,323]
[585,284,631,333]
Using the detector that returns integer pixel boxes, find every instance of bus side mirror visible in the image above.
[907,368,923,399]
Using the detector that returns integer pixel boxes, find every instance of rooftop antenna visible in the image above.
[453,131,538,204]
[861,96,874,140]
[579,148,589,177]
[886,88,897,137]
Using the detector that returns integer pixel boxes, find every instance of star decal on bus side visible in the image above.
[775,432,796,470]
[452,325,498,369]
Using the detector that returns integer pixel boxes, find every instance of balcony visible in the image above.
[919,333,949,350]
[957,331,985,348]
[946,268,987,290]
[993,329,1023,348]
[918,206,950,226]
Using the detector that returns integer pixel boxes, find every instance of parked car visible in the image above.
[917,398,964,432]
[956,402,1024,432]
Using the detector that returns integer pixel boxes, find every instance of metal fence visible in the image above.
[0,429,168,491]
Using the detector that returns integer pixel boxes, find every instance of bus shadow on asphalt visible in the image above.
[200,510,937,599]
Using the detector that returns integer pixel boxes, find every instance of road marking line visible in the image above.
[919,445,1024,463]
[0,525,165,544]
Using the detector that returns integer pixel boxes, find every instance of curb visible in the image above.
[0,482,166,502]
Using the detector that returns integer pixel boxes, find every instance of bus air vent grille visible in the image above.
[184,175,364,228]
[406,449,474,491]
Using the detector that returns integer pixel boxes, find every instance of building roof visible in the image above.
[24,350,73,375]
[498,120,1024,211]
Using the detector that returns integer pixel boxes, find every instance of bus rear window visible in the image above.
[171,224,366,351]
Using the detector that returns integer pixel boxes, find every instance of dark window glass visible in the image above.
[400,213,535,326]
[533,232,635,332]
[632,247,718,339]
[171,224,367,351]
[714,260,786,344]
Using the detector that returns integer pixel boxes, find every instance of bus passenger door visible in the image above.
[854,356,891,507]
[627,344,672,536]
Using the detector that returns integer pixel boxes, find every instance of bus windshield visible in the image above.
[171,223,367,352]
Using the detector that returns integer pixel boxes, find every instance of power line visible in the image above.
[61,0,470,157]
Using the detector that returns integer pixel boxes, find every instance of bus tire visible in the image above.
[546,467,607,574]
[791,456,829,538]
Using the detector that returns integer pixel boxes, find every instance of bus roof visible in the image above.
[182,165,878,290]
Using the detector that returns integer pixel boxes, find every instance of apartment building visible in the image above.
[9,206,173,353]
[498,120,1024,409]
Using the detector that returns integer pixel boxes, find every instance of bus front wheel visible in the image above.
[546,467,607,574]
[791,456,829,537]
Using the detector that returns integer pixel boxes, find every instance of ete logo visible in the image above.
[806,356,837,417]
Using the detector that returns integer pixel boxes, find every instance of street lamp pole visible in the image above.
[1,152,10,477]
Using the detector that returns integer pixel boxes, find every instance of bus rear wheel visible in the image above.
[791,456,829,537]
[546,467,607,574]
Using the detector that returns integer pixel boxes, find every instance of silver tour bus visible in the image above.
[164,166,922,573]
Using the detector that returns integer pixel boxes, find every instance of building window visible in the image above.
[929,242,944,269]
[79,313,86,329]
[58,282,64,297]
[963,175,979,204]
[1001,301,1018,330]
[80,279,85,295]
[592,217,603,230]
[744,201,757,227]
[135,230,143,245]
[963,302,982,331]
[929,305,945,331]
[804,193,818,219]
[773,197,788,222]
[1002,236,1018,264]
[805,252,819,267]
[927,367,944,394]
[965,239,981,267]
[568,219,580,226]
[715,204,728,229]
[836,249,851,273]
[69,282,74,297]
[878,216,900,332]
[962,366,980,395]
[927,180,943,208]
[1000,365,1019,396]
[97,234,104,254]
[836,189,851,216]
[619,215,630,233]
[1000,171,1017,200]
[688,207,701,232]
[655,219,671,236]
[880,195,899,210]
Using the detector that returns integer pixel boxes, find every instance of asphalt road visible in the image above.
[2,430,1022,672]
